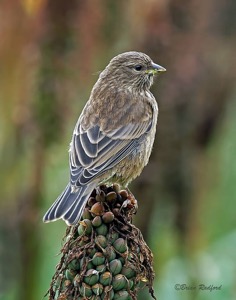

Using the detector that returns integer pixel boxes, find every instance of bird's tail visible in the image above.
[43,183,96,225]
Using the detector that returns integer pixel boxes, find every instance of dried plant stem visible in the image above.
[45,184,156,300]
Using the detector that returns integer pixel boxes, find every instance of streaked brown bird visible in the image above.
[43,51,166,225]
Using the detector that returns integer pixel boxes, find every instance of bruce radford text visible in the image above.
[175,283,222,292]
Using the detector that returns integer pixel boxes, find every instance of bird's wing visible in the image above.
[69,118,152,186]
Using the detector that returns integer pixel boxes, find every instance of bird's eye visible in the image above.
[134,65,143,71]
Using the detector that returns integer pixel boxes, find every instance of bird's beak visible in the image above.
[147,62,166,75]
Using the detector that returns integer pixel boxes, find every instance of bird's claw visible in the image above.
[121,189,138,213]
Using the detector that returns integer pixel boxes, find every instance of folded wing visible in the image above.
[69,118,152,186]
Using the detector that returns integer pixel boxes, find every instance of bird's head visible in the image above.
[103,51,166,91]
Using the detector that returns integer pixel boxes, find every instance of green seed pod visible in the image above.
[108,231,119,244]
[96,190,106,202]
[87,247,97,258]
[92,283,103,295]
[68,259,80,271]
[82,207,92,220]
[79,282,93,297]
[77,224,85,236]
[84,269,99,286]
[113,238,128,253]
[105,246,116,262]
[90,202,105,216]
[106,191,117,203]
[109,259,122,275]
[92,252,105,266]
[101,286,114,300]
[55,275,63,288]
[99,271,112,286]
[96,264,106,272]
[112,274,127,291]
[114,290,129,300]
[121,265,136,279]
[96,224,108,236]
[73,274,80,287]
[65,269,76,281]
[92,216,102,227]
[65,234,73,243]
[80,257,93,270]
[87,261,94,270]
[118,257,125,265]
[79,257,86,269]
[128,279,134,290]
[78,219,92,236]
[83,219,92,234]
[102,211,115,223]
[95,235,108,248]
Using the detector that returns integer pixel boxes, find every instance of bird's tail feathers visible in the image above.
[43,183,96,225]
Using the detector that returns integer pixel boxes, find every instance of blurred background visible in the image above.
[0,0,236,299]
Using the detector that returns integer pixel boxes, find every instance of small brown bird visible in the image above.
[43,51,166,225]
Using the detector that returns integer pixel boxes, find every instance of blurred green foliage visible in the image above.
[0,1,236,300]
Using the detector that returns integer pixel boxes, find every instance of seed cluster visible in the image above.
[47,184,156,300]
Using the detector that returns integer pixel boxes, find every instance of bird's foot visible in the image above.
[95,186,106,202]
[121,188,138,213]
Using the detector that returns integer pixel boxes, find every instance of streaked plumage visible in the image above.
[43,51,166,225]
